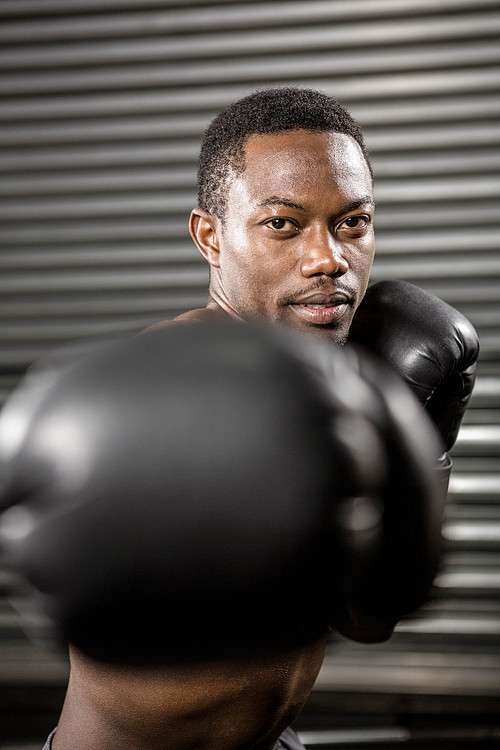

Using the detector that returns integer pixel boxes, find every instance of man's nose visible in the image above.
[299,228,349,278]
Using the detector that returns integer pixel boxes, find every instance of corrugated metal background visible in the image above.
[1,0,499,745]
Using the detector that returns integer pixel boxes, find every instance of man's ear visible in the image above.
[189,208,221,268]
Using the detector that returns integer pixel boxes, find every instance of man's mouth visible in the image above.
[289,292,351,325]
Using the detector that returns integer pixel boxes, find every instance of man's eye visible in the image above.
[266,217,297,232]
[339,215,370,231]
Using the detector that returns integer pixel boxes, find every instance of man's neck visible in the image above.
[52,640,326,750]
[205,291,245,322]
[54,665,278,750]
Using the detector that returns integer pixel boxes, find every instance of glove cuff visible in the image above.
[437,452,453,498]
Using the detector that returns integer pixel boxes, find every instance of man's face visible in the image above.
[198,129,375,344]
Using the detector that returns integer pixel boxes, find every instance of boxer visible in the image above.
[0,87,479,749]
[144,86,479,504]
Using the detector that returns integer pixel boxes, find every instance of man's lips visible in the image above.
[288,292,352,325]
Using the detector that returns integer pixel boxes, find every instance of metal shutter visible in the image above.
[1,0,499,743]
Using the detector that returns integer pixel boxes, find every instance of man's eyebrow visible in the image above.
[257,197,306,211]
[257,196,375,213]
[340,197,375,214]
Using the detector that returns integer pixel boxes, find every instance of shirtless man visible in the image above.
[0,87,478,750]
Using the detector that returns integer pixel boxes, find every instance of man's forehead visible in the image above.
[229,129,372,203]
[242,129,364,164]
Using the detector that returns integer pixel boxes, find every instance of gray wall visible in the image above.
[1,0,499,394]
[1,0,500,743]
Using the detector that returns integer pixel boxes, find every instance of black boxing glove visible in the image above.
[349,280,479,486]
[0,322,444,661]
[297,337,446,643]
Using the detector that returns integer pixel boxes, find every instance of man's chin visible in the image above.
[277,318,349,346]
[313,327,349,346]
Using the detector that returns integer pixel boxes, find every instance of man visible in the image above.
[144,85,478,471]
[0,87,478,750]
[145,87,374,345]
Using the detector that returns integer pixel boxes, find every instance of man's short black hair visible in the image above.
[197,86,372,221]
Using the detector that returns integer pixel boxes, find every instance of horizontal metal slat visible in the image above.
[298,727,411,746]
[470,377,500,403]
[444,522,500,544]
[4,165,492,204]
[435,570,500,594]
[3,267,209,294]
[0,0,240,12]
[411,598,500,620]
[444,552,500,568]
[0,291,205,319]
[316,650,500,694]
[0,319,154,343]
[360,97,500,127]
[2,70,500,122]
[3,0,500,41]
[397,614,500,638]
[456,425,500,452]
[2,14,500,70]
[0,219,189,244]
[374,229,500,255]
[3,239,499,272]
[2,204,497,240]
[0,192,197,220]
[3,42,500,97]
[446,504,500,520]
[0,343,140,370]
[373,149,500,177]
[2,124,498,172]
[2,177,500,219]
[0,149,500,187]
[451,461,500,478]
[372,254,500,278]
[4,190,497,249]
[3,252,500,291]
[420,280,500,305]
[2,0,500,21]
[469,334,500,360]
[299,726,500,746]
[0,168,196,196]
[0,143,200,171]
[1,228,498,258]
[0,244,198,269]
[450,474,500,496]
[3,239,498,269]
[434,309,500,329]
[367,123,500,151]
[462,411,500,429]
[0,115,206,145]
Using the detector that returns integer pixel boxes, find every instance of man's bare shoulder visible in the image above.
[140,306,230,335]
